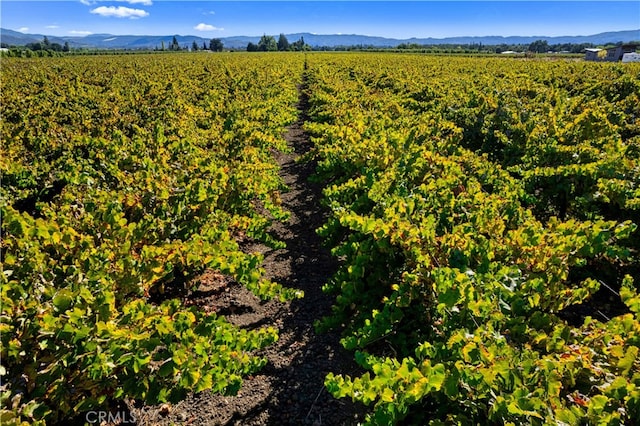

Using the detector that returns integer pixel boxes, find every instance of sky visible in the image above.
[1,1,639,40]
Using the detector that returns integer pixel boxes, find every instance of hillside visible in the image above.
[2,28,638,50]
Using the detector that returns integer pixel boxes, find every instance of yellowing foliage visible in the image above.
[306,54,640,425]
[0,53,304,424]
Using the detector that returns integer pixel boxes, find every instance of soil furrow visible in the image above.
[131,78,364,425]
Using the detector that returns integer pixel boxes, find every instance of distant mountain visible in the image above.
[403,30,640,47]
[289,30,640,48]
[0,28,71,47]
[2,28,638,50]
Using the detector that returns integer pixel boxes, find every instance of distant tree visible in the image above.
[170,36,180,51]
[258,34,277,51]
[528,39,550,53]
[202,41,208,50]
[26,41,41,51]
[63,41,70,52]
[209,38,223,51]
[277,33,289,51]
[246,42,258,52]
[291,37,301,51]
[28,37,63,52]
[291,36,309,51]
[397,42,422,50]
[192,41,199,51]
[161,40,166,51]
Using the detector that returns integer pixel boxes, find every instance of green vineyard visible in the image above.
[1,53,639,425]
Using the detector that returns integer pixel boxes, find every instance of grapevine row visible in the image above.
[1,54,304,424]
[303,54,640,424]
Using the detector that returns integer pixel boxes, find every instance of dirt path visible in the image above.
[131,82,365,425]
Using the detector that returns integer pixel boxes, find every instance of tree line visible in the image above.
[0,36,71,56]
[246,34,310,52]
[155,36,223,52]
[4,35,633,57]
[394,39,633,54]
[1,34,306,56]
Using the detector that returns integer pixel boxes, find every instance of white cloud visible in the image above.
[123,0,153,5]
[204,11,215,15]
[194,23,223,32]
[17,27,29,33]
[81,0,152,4]
[69,30,93,35]
[46,25,60,29]
[90,6,149,18]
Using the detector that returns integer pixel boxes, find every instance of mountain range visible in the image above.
[1,28,638,50]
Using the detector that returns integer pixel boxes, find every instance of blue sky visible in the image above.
[2,1,639,39]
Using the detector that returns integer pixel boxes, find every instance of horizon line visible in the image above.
[4,27,639,41]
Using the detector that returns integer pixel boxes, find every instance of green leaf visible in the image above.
[52,290,74,312]
[195,373,213,393]
[617,346,638,376]
[588,395,609,414]
[620,276,640,315]
[427,363,446,391]
[380,388,394,403]
[158,361,174,378]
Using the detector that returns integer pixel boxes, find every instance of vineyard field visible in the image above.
[1,52,640,425]
[304,54,640,425]
[1,53,304,424]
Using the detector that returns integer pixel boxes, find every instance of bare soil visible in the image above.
[128,88,366,425]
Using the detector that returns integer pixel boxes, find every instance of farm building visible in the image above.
[604,44,638,61]
[584,48,604,61]
[622,52,640,63]
[585,44,638,62]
